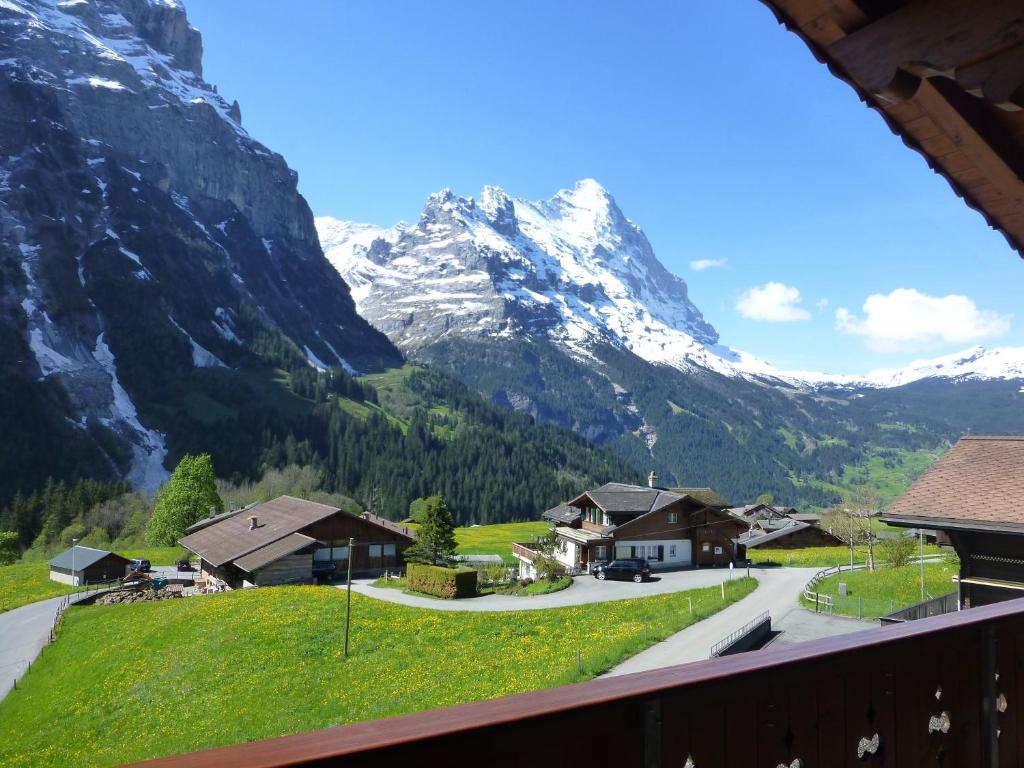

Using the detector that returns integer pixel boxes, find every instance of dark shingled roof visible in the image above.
[358,511,417,541]
[573,483,729,515]
[234,533,319,573]
[49,545,128,570]
[180,496,344,567]
[543,504,581,525]
[579,483,686,515]
[734,520,811,548]
[883,437,1024,531]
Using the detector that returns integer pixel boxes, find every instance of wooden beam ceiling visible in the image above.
[759,0,1024,258]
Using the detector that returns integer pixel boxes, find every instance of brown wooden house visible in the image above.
[516,480,744,575]
[882,436,1024,608]
[179,496,415,587]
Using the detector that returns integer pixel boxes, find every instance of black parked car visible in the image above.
[592,558,651,583]
[127,558,151,573]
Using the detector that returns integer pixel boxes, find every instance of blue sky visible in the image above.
[187,0,1023,375]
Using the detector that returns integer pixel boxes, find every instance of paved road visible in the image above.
[771,609,874,646]
[344,567,744,611]
[0,593,73,701]
[603,567,823,676]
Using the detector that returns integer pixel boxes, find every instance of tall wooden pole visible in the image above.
[344,537,354,657]
[919,528,926,602]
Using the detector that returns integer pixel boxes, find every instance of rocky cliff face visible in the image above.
[0,0,400,493]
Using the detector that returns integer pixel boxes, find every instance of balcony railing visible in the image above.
[511,541,539,561]
[129,596,1024,767]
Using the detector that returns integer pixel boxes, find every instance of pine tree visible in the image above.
[403,494,457,566]
[146,454,223,546]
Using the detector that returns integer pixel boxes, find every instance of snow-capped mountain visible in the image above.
[859,346,1024,388]
[318,180,773,375]
[1,0,398,493]
[318,181,1024,390]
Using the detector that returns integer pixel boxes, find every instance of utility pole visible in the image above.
[867,513,875,572]
[919,528,926,602]
[848,511,854,571]
[344,537,354,657]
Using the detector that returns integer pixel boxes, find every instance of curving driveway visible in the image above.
[344,565,871,675]
[344,566,754,611]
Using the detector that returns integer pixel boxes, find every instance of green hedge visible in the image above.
[407,563,478,599]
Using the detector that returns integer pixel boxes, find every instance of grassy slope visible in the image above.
[748,543,944,568]
[0,580,756,767]
[803,561,959,618]
[454,521,551,557]
[401,521,552,562]
[0,547,187,613]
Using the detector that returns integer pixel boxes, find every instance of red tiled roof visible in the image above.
[884,437,1024,530]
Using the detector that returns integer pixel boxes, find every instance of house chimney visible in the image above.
[648,470,658,488]
[248,516,258,530]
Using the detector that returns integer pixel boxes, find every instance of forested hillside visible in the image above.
[421,337,1024,509]
[1,359,640,544]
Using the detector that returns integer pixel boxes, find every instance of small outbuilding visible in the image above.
[48,546,131,586]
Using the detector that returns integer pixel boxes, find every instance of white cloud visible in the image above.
[690,258,727,271]
[816,298,829,311]
[735,282,811,322]
[835,288,1012,352]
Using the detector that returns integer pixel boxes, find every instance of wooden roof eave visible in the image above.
[758,0,1024,259]
[881,514,1024,536]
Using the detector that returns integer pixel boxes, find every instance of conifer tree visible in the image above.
[403,494,457,566]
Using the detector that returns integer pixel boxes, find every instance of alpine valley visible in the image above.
[319,181,1024,509]
[0,0,639,528]
[5,0,1023,527]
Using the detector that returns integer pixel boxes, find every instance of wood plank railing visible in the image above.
[127,596,1024,767]
[511,541,539,562]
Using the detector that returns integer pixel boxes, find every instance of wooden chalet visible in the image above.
[47,545,130,586]
[515,477,743,575]
[179,496,415,587]
[883,436,1024,608]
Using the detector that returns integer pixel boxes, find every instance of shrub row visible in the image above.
[407,563,478,599]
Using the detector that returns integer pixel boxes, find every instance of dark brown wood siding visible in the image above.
[691,509,745,566]
[302,515,411,576]
[253,554,314,586]
[609,500,693,542]
[949,529,1024,608]
[82,553,132,582]
[758,526,845,549]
